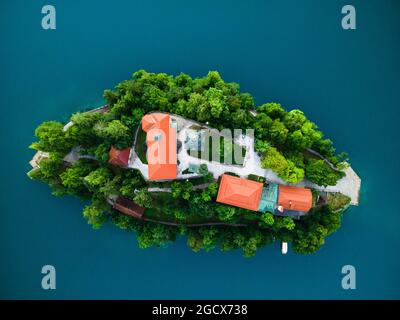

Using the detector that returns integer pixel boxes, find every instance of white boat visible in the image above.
[281,242,288,255]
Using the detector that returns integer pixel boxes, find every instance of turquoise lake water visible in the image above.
[1,0,399,299]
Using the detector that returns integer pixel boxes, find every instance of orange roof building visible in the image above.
[278,185,312,213]
[108,146,131,167]
[142,113,177,180]
[216,174,263,211]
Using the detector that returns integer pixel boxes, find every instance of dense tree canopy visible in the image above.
[253,103,345,186]
[305,158,345,187]
[30,121,73,154]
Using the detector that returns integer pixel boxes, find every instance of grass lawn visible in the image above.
[187,133,246,166]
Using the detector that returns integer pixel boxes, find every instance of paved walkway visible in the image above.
[63,147,97,164]
[29,151,49,169]
[128,149,149,180]
[148,187,171,193]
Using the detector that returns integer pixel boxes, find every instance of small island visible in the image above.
[28,70,361,257]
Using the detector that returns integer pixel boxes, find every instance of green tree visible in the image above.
[95,120,131,148]
[187,227,219,252]
[93,143,110,164]
[305,158,344,186]
[171,181,193,200]
[109,99,131,117]
[119,175,142,197]
[100,176,121,197]
[203,71,222,88]
[260,146,289,177]
[254,113,273,139]
[175,72,192,87]
[311,205,343,235]
[239,93,254,110]
[171,182,181,198]
[292,224,327,254]
[28,153,67,196]
[132,108,145,123]
[66,112,103,147]
[288,130,309,150]
[30,121,72,153]
[240,229,271,257]
[336,151,349,163]
[260,213,274,227]
[187,230,204,252]
[198,183,218,203]
[60,161,94,195]
[254,139,270,153]
[281,160,305,184]
[103,89,119,107]
[286,151,305,169]
[185,93,208,120]
[283,109,307,131]
[219,229,239,252]
[231,109,249,127]
[268,119,289,145]
[312,138,335,158]
[274,217,296,231]
[84,167,112,192]
[112,213,137,231]
[121,115,138,131]
[300,121,322,147]
[142,86,170,111]
[133,188,153,208]
[205,87,226,119]
[174,208,186,221]
[136,223,178,248]
[199,227,219,251]
[201,182,218,202]
[216,205,236,221]
[37,154,64,180]
[258,102,286,120]
[83,198,109,229]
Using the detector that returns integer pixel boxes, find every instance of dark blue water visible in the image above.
[1,0,399,299]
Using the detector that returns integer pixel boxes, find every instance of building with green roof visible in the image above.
[258,183,279,213]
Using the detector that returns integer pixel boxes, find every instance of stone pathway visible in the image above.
[128,148,148,180]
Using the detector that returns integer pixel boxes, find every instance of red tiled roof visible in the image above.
[278,185,313,213]
[142,113,177,180]
[108,146,131,167]
[113,196,145,219]
[216,174,263,211]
